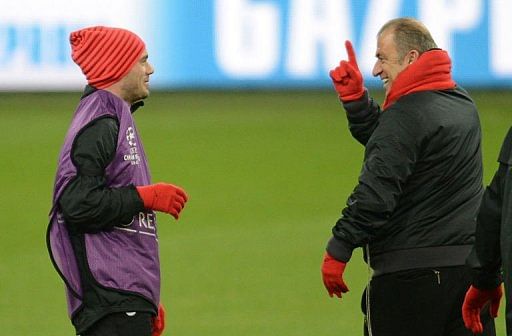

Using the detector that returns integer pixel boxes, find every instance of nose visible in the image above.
[372,60,382,77]
[147,62,155,75]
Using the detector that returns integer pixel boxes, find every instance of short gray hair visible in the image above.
[378,18,438,59]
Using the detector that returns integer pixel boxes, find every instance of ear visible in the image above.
[408,50,420,64]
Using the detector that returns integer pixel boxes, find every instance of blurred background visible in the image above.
[0,0,510,335]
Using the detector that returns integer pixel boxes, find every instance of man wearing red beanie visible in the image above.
[47,26,186,336]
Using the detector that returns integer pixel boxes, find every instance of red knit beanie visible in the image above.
[70,26,145,89]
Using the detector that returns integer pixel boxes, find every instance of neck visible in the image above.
[104,85,132,105]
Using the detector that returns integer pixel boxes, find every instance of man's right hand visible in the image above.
[136,183,188,219]
[321,252,349,298]
[329,40,365,102]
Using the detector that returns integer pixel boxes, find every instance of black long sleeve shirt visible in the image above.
[58,116,144,233]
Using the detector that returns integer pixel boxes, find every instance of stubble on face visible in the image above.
[119,52,153,105]
[374,30,409,94]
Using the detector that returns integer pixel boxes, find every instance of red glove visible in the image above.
[136,183,188,220]
[329,40,365,102]
[321,252,349,298]
[151,303,166,336]
[462,285,502,334]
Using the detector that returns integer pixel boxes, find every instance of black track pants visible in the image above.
[81,312,153,336]
[362,266,496,336]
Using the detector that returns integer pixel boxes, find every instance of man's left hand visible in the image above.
[462,285,502,334]
[152,304,166,336]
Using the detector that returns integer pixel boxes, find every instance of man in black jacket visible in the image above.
[463,128,512,334]
[321,17,495,335]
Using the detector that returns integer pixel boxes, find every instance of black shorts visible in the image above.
[81,312,153,336]
[361,266,495,336]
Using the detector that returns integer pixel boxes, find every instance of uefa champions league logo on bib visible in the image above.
[126,127,137,147]
[123,126,140,165]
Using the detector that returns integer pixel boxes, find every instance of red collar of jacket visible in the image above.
[383,49,456,110]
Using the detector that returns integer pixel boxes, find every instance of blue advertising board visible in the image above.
[0,0,510,90]
[149,0,512,89]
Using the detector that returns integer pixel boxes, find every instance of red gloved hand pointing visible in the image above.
[151,303,166,336]
[462,285,502,334]
[321,252,349,298]
[329,40,365,102]
[136,183,188,220]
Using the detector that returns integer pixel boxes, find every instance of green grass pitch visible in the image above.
[0,90,508,335]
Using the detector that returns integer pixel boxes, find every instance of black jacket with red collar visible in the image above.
[327,87,483,276]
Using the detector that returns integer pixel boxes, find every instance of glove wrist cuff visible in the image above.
[136,185,155,209]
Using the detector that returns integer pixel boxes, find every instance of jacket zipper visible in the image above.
[433,270,441,284]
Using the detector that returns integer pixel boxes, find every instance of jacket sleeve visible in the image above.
[59,117,145,233]
[466,166,505,288]
[466,128,512,288]
[327,106,419,262]
[341,90,383,145]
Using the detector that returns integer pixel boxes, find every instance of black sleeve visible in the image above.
[466,128,512,289]
[59,117,145,233]
[466,165,505,289]
[342,90,383,145]
[327,107,418,262]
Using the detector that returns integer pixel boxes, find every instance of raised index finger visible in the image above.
[345,40,358,68]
